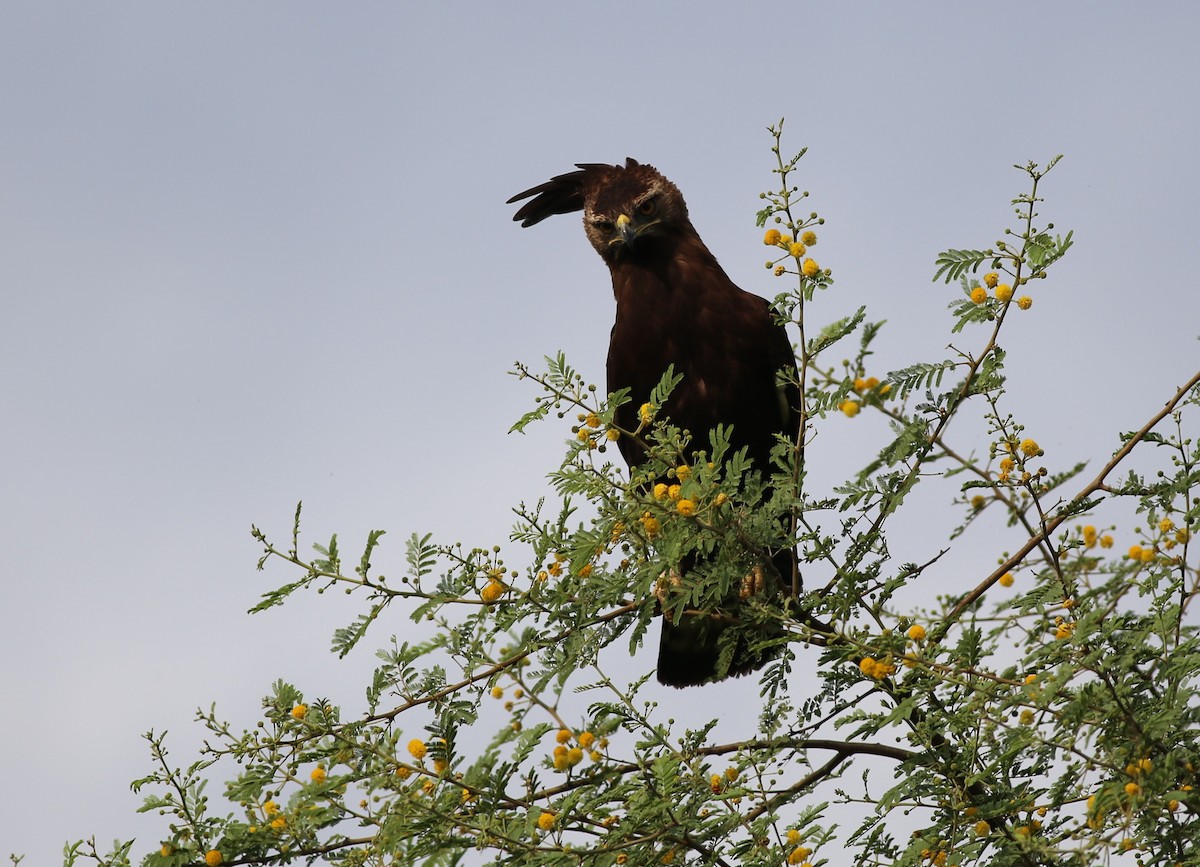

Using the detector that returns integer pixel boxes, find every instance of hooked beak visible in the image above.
[615,213,638,248]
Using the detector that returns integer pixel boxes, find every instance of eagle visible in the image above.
[509,159,800,687]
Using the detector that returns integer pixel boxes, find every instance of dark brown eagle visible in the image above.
[509,159,800,687]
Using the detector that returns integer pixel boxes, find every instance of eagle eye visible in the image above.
[636,198,657,216]
[593,219,615,233]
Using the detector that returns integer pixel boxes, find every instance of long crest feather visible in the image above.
[508,159,642,228]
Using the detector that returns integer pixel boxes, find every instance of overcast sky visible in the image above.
[3,4,1199,863]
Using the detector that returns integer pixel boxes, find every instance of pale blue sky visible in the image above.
[3,4,1198,862]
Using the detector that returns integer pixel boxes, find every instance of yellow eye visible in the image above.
[637,198,656,216]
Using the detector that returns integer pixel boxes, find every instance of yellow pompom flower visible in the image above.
[264,799,280,816]
[1159,517,1175,533]
[585,412,601,429]
[270,816,286,831]
[994,283,1013,302]
[788,241,807,258]
[291,704,307,720]
[639,403,655,424]
[311,765,327,784]
[906,624,926,641]
[1100,534,1114,548]
[1124,782,1141,797]
[160,844,173,857]
[537,811,556,831]
[667,484,682,501]
[974,819,991,836]
[714,492,728,506]
[763,229,782,246]
[481,579,506,603]
[556,728,572,744]
[1020,439,1040,457]
[1019,709,1035,725]
[491,686,504,699]
[970,286,988,304]
[801,258,820,278]
[205,850,224,867]
[983,272,999,288]
[675,464,691,481]
[999,572,1014,587]
[786,848,811,865]
[1139,546,1155,562]
[567,747,585,766]
[1016,295,1033,310]
[853,377,867,392]
[641,514,661,537]
[676,499,696,516]
[839,400,860,417]
[1082,525,1098,547]
[578,563,593,579]
[577,731,596,749]
[1127,545,1144,560]
[408,739,427,760]
[801,230,817,246]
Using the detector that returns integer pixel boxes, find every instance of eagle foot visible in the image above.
[655,568,683,608]
[739,565,766,600]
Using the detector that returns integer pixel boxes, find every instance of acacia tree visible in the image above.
[71,125,1200,867]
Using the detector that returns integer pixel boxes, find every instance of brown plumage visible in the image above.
[509,159,800,686]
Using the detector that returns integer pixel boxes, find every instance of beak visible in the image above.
[615,213,638,248]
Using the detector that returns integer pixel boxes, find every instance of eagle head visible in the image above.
[508,159,691,263]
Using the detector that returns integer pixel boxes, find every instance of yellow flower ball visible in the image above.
[801,258,820,278]
[788,241,807,258]
[1124,782,1141,797]
[974,819,991,837]
[983,272,999,288]
[1139,547,1155,562]
[537,811,556,831]
[491,686,504,699]
[1016,295,1033,310]
[714,492,728,506]
[675,464,691,481]
[205,850,224,867]
[639,402,655,424]
[994,283,1013,302]
[264,799,280,816]
[1127,545,1144,560]
[270,816,286,831]
[160,844,173,857]
[970,286,988,304]
[763,229,782,246]
[556,728,572,744]
[676,499,696,516]
[1100,534,1114,548]
[999,572,1014,587]
[408,739,427,760]
[567,747,584,766]
[311,765,327,784]
[1019,709,1035,725]
[1020,438,1040,457]
[481,579,506,603]
[839,400,860,417]
[667,484,682,501]
[641,514,661,537]
[801,230,817,246]
[785,829,802,845]
[577,731,595,749]
[906,624,927,641]
[653,482,669,500]
[291,704,307,720]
